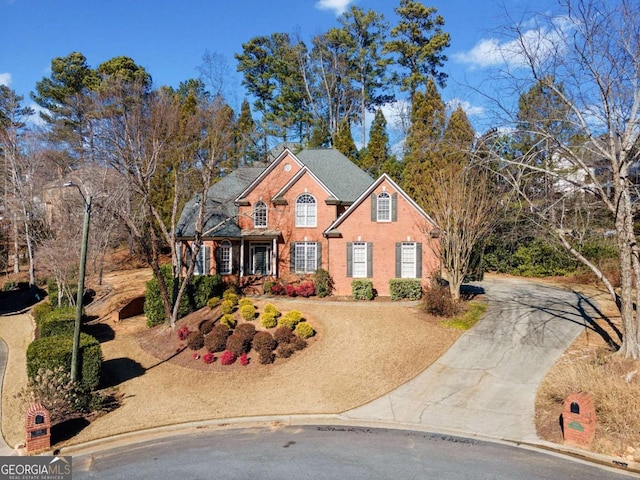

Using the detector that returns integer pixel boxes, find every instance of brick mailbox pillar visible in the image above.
[562,392,596,448]
[25,403,51,454]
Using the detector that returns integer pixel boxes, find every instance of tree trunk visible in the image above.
[12,213,19,274]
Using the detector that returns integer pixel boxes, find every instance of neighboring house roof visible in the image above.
[323,173,438,237]
[176,166,264,238]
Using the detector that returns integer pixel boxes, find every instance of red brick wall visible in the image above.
[563,392,596,448]
[328,180,440,296]
[25,403,50,454]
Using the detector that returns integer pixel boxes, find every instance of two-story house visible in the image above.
[176,147,440,296]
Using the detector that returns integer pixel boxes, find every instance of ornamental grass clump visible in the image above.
[295,321,315,339]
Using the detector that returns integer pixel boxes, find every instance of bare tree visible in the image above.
[484,0,640,357]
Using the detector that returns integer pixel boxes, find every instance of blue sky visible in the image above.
[0,0,560,135]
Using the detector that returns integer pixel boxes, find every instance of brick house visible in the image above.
[176,147,440,296]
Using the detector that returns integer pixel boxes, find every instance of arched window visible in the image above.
[254,201,267,228]
[295,193,317,227]
[218,240,232,275]
[377,192,391,222]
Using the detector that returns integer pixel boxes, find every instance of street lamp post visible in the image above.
[64,182,92,382]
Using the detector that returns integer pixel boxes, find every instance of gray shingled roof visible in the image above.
[297,149,374,202]
[176,166,264,238]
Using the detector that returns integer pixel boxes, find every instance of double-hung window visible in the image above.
[377,192,391,222]
[253,201,267,228]
[395,242,422,278]
[352,242,368,278]
[217,240,232,275]
[295,193,317,227]
[193,244,210,276]
[293,242,318,273]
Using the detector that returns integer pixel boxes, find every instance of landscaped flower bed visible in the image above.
[175,290,316,369]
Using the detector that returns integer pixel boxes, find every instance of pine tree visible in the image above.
[236,98,260,165]
[332,117,358,163]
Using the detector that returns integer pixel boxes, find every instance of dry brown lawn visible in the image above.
[1,269,461,449]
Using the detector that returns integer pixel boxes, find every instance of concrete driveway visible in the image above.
[342,276,601,442]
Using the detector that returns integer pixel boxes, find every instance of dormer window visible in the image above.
[254,201,267,228]
[377,192,391,222]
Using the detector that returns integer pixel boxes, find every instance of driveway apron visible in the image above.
[342,277,599,442]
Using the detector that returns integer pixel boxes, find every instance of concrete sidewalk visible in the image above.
[341,277,597,442]
[0,338,16,455]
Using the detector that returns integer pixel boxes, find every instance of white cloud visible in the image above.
[453,16,571,70]
[0,72,12,86]
[447,98,485,117]
[27,103,47,126]
[315,0,352,16]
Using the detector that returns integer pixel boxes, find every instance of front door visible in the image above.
[250,243,272,275]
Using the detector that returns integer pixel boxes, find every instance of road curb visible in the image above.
[55,414,640,477]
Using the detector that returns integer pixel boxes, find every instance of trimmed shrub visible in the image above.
[239,298,254,308]
[27,333,102,390]
[285,284,297,297]
[220,350,237,365]
[202,352,216,364]
[295,322,315,339]
[235,323,256,342]
[240,304,256,321]
[205,327,229,353]
[261,312,278,329]
[296,281,315,298]
[263,280,275,294]
[207,297,221,309]
[253,331,276,354]
[177,325,191,341]
[270,284,284,295]
[226,333,251,356]
[276,343,296,358]
[186,331,205,350]
[222,289,239,305]
[258,351,275,364]
[239,353,250,366]
[219,314,237,329]
[263,303,280,316]
[389,279,423,301]
[351,280,374,300]
[220,300,235,315]
[47,278,78,308]
[278,310,302,329]
[32,302,54,326]
[37,307,77,338]
[273,326,294,344]
[198,319,215,335]
[144,265,223,327]
[291,335,307,351]
[314,269,334,298]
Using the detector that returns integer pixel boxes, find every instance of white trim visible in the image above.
[352,242,367,278]
[218,240,232,275]
[271,165,337,202]
[377,191,392,222]
[400,242,417,278]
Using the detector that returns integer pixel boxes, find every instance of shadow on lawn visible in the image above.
[100,357,146,388]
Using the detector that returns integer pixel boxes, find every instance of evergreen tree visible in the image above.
[307,117,331,148]
[235,98,260,165]
[332,117,358,163]
[361,108,390,177]
[385,0,450,98]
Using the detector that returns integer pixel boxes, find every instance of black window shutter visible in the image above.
[346,242,353,277]
[392,193,398,222]
[416,243,422,278]
[316,242,322,270]
[232,244,239,274]
[395,243,401,278]
[367,242,373,277]
[370,193,377,221]
[290,243,296,272]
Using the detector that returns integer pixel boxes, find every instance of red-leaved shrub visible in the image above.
[220,350,237,365]
[202,352,215,364]
[239,353,250,366]
[177,325,190,341]
[285,284,297,297]
[296,281,315,297]
[270,284,284,295]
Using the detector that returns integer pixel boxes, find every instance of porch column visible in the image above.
[240,238,245,278]
[272,237,277,277]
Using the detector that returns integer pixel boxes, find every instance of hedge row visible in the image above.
[26,333,102,390]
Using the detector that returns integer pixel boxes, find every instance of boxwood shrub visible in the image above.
[351,280,374,300]
[26,333,102,390]
[389,279,423,301]
[37,306,77,338]
[295,322,315,339]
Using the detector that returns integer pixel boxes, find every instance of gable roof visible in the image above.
[235,147,374,205]
[323,173,438,236]
[176,166,265,238]
[296,149,374,203]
